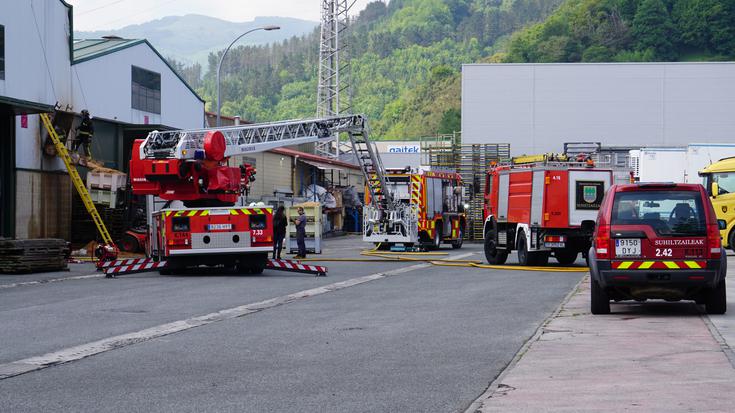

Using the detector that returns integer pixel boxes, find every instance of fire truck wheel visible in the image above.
[451,228,464,249]
[555,250,578,265]
[532,253,549,266]
[729,229,735,253]
[517,235,531,266]
[432,227,442,250]
[250,254,267,275]
[484,232,508,265]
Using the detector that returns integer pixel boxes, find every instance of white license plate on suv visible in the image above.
[615,239,641,257]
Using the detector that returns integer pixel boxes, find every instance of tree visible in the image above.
[438,108,461,134]
[631,0,676,60]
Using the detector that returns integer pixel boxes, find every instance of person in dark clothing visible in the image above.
[272,206,287,260]
[291,207,307,259]
[73,109,94,159]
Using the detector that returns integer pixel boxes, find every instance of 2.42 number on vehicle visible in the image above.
[655,248,673,257]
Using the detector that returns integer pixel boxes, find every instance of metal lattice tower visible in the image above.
[316,0,353,158]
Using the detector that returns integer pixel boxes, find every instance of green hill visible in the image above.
[75,15,318,68]
[193,0,735,139]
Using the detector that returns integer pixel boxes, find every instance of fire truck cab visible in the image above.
[483,158,613,266]
[365,169,466,249]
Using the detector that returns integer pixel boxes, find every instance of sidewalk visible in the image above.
[471,276,735,413]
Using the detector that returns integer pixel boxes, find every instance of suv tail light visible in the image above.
[595,224,611,259]
[707,223,722,259]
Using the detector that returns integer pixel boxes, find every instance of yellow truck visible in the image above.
[700,156,735,250]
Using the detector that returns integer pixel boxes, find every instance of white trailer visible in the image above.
[633,144,735,184]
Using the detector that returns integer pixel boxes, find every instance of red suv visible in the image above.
[589,183,727,314]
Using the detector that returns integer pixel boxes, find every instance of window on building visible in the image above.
[131,66,160,114]
[1,25,5,80]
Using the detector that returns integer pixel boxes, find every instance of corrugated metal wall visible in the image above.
[15,170,71,239]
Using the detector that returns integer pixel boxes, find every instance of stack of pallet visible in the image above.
[0,239,69,274]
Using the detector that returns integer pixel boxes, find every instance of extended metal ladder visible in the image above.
[344,127,391,209]
[39,113,116,249]
[139,114,394,210]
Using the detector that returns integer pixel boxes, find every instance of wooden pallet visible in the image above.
[0,239,70,274]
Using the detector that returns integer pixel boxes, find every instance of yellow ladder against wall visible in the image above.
[39,113,116,248]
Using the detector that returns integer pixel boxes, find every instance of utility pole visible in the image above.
[316,0,353,159]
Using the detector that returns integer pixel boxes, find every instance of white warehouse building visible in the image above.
[72,37,206,171]
[461,62,735,155]
[0,0,205,240]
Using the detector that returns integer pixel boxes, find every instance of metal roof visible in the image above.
[72,38,205,103]
[73,38,145,61]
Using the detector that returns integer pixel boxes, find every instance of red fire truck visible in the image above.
[365,169,466,249]
[129,115,373,273]
[483,156,613,266]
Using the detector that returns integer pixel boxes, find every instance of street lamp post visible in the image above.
[216,25,280,127]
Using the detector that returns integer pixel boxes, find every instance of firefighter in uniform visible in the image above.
[73,109,94,159]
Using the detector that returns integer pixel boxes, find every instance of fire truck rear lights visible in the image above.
[544,235,567,248]
[172,217,190,232]
[250,214,267,229]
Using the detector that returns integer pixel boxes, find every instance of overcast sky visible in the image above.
[68,0,379,31]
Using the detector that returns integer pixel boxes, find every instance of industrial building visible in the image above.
[462,62,735,155]
[0,0,73,240]
[0,1,207,241]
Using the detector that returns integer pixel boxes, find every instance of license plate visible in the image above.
[615,239,641,257]
[207,223,232,231]
[544,242,565,248]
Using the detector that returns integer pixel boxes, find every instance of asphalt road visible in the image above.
[0,236,583,412]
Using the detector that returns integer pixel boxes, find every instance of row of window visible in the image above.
[132,66,161,114]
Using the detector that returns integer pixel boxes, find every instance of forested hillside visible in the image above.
[502,0,735,63]
[190,0,735,139]
[196,0,564,137]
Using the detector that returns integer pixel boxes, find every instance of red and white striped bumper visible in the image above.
[266,259,327,276]
[105,259,167,277]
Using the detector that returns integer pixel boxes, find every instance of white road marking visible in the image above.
[0,252,474,380]
[0,273,104,290]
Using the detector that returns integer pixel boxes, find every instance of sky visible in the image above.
[68,0,379,31]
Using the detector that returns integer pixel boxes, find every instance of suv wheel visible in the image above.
[705,280,727,315]
[484,230,508,265]
[590,279,611,314]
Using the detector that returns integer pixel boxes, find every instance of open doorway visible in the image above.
[0,112,15,237]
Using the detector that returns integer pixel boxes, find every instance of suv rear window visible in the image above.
[611,190,706,236]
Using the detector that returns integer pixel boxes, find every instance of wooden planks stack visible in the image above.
[0,239,70,274]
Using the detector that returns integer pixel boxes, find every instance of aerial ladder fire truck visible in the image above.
[482,154,613,266]
[365,169,466,249]
[120,114,407,275]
